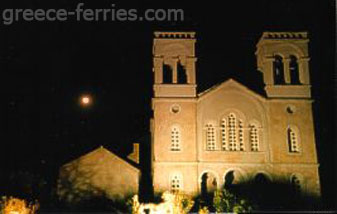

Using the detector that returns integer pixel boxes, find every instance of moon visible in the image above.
[80,95,91,106]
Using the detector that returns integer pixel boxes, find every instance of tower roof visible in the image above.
[260,32,308,40]
[154,31,196,39]
[257,32,309,47]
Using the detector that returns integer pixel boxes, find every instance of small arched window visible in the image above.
[170,174,182,193]
[249,124,259,151]
[287,127,300,153]
[289,55,301,85]
[273,55,285,85]
[171,126,180,151]
[206,124,216,151]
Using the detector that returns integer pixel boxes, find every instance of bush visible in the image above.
[129,192,194,214]
[213,189,254,213]
[0,196,39,214]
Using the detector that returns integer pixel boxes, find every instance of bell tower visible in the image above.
[151,32,198,195]
[256,32,311,98]
[153,32,197,97]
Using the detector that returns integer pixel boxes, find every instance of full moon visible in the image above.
[81,96,91,105]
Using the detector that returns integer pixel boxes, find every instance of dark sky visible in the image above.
[0,0,335,206]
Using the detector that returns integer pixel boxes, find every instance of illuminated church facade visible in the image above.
[151,32,321,196]
[58,31,321,201]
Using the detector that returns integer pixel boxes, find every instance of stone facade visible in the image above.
[151,32,321,196]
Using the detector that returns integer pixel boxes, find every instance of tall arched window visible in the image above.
[177,61,187,84]
[287,127,300,153]
[171,126,180,151]
[206,124,216,151]
[221,119,227,151]
[220,113,248,151]
[289,55,300,84]
[228,113,237,151]
[170,174,182,193]
[273,55,285,85]
[163,64,173,83]
[249,124,259,151]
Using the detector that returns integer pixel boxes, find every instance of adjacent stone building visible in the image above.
[151,32,321,196]
[57,145,140,202]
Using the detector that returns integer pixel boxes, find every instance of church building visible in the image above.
[58,31,321,202]
[151,31,321,196]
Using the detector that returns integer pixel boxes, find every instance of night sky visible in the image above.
[0,0,335,208]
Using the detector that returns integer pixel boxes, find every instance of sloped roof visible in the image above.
[61,146,140,173]
[198,78,266,101]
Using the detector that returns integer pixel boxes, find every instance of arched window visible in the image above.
[206,124,216,151]
[289,55,301,84]
[249,124,259,151]
[273,55,285,85]
[177,61,187,84]
[228,113,237,151]
[287,127,300,153]
[170,174,182,193]
[291,175,302,193]
[221,119,227,151]
[171,126,180,151]
[220,113,247,151]
[163,64,173,83]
